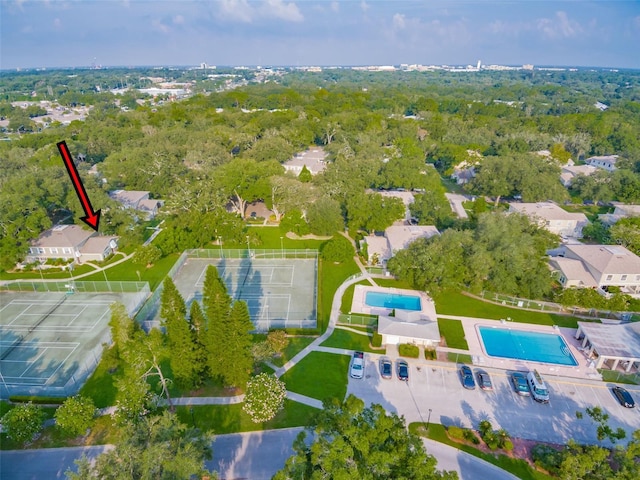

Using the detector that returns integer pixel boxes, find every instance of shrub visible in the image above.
[463,428,480,444]
[320,235,355,263]
[398,344,419,358]
[424,348,437,360]
[1,402,44,444]
[532,444,563,473]
[447,425,465,441]
[132,245,162,267]
[502,439,514,451]
[55,395,97,437]
[267,330,288,354]
[242,373,287,423]
[371,332,382,348]
[478,419,493,436]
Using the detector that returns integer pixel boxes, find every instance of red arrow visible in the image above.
[57,140,101,231]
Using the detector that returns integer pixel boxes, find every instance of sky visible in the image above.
[2,0,640,69]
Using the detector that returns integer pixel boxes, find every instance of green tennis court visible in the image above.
[172,256,318,331]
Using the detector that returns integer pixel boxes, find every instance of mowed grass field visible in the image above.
[280,351,350,401]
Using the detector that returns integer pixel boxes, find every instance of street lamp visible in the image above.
[246,235,251,258]
[426,408,432,430]
[218,236,224,258]
[280,236,284,259]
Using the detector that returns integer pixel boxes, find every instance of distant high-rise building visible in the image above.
[477,60,481,70]
[523,64,534,71]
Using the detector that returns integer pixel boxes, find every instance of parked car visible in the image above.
[511,372,531,396]
[397,359,409,381]
[476,371,493,391]
[527,370,550,404]
[612,386,635,408]
[350,351,364,379]
[459,365,475,389]
[379,358,392,379]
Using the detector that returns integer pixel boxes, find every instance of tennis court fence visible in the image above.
[185,248,319,259]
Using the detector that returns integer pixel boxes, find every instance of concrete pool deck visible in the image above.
[351,285,436,319]
[440,314,601,381]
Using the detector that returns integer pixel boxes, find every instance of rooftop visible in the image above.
[386,225,440,253]
[577,322,640,359]
[564,244,640,276]
[31,225,94,249]
[510,202,589,222]
[109,190,150,206]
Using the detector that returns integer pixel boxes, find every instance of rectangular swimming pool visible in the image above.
[478,326,578,366]
[365,291,422,311]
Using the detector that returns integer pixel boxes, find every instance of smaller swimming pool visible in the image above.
[365,291,422,311]
[479,326,578,366]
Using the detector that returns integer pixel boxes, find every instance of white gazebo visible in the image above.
[574,321,640,372]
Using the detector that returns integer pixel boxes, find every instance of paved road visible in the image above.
[0,445,112,480]
[0,429,304,480]
[348,355,640,446]
[423,438,519,480]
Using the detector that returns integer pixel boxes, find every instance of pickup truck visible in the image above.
[350,351,364,379]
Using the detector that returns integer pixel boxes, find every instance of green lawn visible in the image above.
[599,369,639,385]
[447,352,473,364]
[340,280,369,313]
[271,336,317,367]
[235,226,326,250]
[373,277,415,290]
[321,328,381,353]
[434,291,580,328]
[0,263,96,281]
[317,258,360,332]
[176,399,319,434]
[79,351,119,408]
[280,351,350,401]
[437,318,469,350]
[410,423,554,480]
[81,253,179,289]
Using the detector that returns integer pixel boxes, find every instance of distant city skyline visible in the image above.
[2,0,639,70]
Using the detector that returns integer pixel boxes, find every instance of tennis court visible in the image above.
[0,284,149,398]
[173,256,317,330]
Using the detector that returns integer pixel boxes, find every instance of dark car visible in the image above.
[397,360,409,381]
[460,365,475,390]
[511,372,531,397]
[476,371,493,391]
[612,386,635,408]
[380,358,392,379]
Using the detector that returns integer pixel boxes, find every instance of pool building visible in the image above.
[351,286,440,347]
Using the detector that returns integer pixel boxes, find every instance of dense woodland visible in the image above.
[1,68,640,306]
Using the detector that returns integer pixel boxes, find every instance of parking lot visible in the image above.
[347,354,640,445]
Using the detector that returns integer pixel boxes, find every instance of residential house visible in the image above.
[598,203,640,226]
[377,190,415,223]
[585,155,619,172]
[509,202,590,238]
[560,164,597,187]
[549,244,640,295]
[364,225,439,264]
[109,190,162,219]
[378,308,441,347]
[283,147,327,176]
[26,225,118,263]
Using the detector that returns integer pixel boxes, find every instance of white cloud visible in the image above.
[633,15,640,29]
[219,0,254,23]
[330,1,339,13]
[152,18,171,34]
[360,1,369,13]
[392,13,406,30]
[263,0,303,23]
[52,17,62,29]
[537,11,582,39]
[173,15,184,25]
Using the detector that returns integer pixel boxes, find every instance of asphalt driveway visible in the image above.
[347,355,640,446]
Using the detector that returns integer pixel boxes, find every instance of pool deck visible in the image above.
[440,314,601,381]
[351,285,436,319]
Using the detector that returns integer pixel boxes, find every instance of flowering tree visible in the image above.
[242,373,287,423]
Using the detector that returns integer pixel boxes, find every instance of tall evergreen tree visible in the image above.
[201,265,232,380]
[160,278,200,389]
[223,300,254,387]
[188,301,208,380]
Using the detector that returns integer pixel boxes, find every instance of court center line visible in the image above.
[44,345,79,385]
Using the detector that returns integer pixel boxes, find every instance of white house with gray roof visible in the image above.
[27,225,118,264]
[550,244,640,295]
[599,203,640,225]
[509,202,590,238]
[108,190,162,219]
[283,147,327,176]
[363,225,439,265]
[585,155,619,172]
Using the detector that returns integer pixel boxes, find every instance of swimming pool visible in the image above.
[365,291,422,311]
[478,326,578,366]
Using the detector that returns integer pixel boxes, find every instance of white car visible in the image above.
[350,351,364,379]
